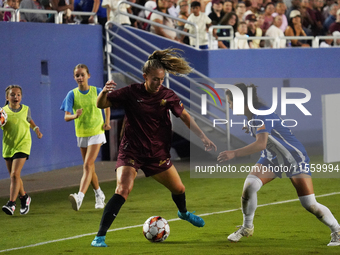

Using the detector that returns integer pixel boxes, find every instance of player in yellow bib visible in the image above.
[2,85,43,216]
[61,64,111,211]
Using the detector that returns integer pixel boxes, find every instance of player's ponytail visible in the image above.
[143,48,192,76]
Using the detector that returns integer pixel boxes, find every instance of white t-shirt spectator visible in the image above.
[150,12,177,40]
[102,0,131,25]
[265,24,286,48]
[184,12,212,46]
[144,0,157,18]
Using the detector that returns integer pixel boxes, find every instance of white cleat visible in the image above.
[327,231,340,246]
[228,225,254,242]
[95,192,105,209]
[69,193,81,211]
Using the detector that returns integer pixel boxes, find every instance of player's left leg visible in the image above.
[2,158,27,215]
[69,144,103,211]
[152,165,205,227]
[291,174,340,246]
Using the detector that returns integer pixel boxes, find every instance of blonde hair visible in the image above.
[142,48,192,76]
[5,85,22,105]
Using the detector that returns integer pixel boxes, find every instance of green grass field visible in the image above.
[0,155,340,254]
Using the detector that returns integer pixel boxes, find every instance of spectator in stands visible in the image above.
[329,8,340,33]
[223,0,233,15]
[235,21,251,48]
[181,1,212,49]
[333,30,340,46]
[242,0,252,20]
[177,0,190,44]
[208,0,225,25]
[49,0,74,23]
[4,0,20,21]
[286,0,300,19]
[261,2,275,34]
[285,9,311,46]
[323,3,339,33]
[235,1,246,21]
[168,0,179,17]
[272,1,288,32]
[323,0,335,20]
[246,13,263,48]
[102,0,130,25]
[150,0,178,40]
[313,0,325,36]
[300,0,316,35]
[319,31,333,46]
[144,0,156,18]
[265,15,286,47]
[217,11,238,48]
[19,0,48,22]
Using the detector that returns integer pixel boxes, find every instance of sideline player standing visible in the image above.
[91,48,217,247]
[60,64,111,211]
[218,83,340,246]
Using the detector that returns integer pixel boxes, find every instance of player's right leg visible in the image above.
[152,165,205,227]
[91,165,137,247]
[228,164,276,242]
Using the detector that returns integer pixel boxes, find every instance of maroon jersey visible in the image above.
[107,83,184,159]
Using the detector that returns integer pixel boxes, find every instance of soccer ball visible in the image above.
[143,216,170,242]
[0,108,7,127]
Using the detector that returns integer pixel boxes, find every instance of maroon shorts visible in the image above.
[116,153,173,177]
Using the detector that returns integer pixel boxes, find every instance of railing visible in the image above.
[105,21,231,148]
[0,8,16,21]
[276,35,316,47]
[314,35,340,47]
[116,0,199,49]
[208,25,234,49]
[16,9,59,24]
[58,11,98,24]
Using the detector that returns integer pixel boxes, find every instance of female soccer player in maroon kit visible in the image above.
[91,48,217,247]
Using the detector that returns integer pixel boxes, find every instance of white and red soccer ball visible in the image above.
[0,107,7,127]
[143,216,170,242]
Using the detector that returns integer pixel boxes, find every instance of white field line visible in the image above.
[1,191,339,253]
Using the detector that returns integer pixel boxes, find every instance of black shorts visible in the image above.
[4,152,29,161]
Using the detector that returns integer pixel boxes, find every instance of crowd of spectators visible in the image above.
[1,0,340,48]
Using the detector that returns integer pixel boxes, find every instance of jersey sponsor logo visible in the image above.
[128,159,135,165]
[137,99,143,103]
[179,101,183,107]
[160,99,167,106]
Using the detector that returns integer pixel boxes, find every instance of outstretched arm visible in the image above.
[217,132,268,163]
[180,109,217,151]
[97,80,116,109]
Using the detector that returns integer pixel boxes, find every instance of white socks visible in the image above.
[242,175,263,228]
[94,187,103,196]
[78,191,85,203]
[299,194,340,233]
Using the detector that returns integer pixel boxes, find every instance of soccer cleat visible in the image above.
[178,211,205,227]
[327,231,340,246]
[20,195,31,215]
[228,225,254,242]
[69,193,81,211]
[91,236,108,247]
[2,201,16,216]
[95,192,105,209]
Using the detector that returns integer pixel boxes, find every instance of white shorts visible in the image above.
[77,133,106,148]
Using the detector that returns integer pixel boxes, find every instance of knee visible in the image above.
[83,162,94,172]
[299,194,321,216]
[10,171,20,180]
[242,175,263,199]
[115,185,132,200]
[172,184,185,195]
